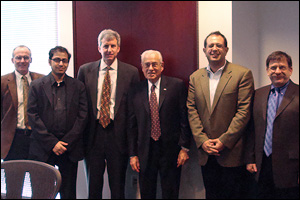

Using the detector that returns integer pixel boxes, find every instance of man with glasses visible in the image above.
[128,50,191,199]
[245,51,299,199]
[1,45,43,161]
[27,46,88,199]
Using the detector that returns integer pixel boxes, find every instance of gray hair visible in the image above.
[12,45,31,58]
[97,29,121,47]
[141,50,163,63]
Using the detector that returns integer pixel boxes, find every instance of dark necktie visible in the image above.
[149,84,161,141]
[22,76,30,129]
[99,66,111,128]
[264,87,280,156]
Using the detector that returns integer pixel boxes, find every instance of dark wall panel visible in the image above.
[73,1,197,84]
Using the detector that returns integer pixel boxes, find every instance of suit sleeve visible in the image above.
[187,75,209,149]
[178,81,192,149]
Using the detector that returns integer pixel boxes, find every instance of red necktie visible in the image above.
[149,84,161,141]
[99,66,111,128]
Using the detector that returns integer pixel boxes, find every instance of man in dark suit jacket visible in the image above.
[245,51,299,199]
[27,46,88,199]
[1,45,43,160]
[77,29,140,199]
[128,50,191,199]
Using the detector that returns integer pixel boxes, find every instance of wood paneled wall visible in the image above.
[73,1,197,85]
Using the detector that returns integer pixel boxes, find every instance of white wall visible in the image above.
[232,1,299,88]
[198,1,232,68]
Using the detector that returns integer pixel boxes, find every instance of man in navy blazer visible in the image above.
[77,29,140,199]
[128,50,191,199]
[245,51,299,199]
[28,46,88,199]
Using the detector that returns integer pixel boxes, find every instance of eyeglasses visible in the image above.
[14,56,30,61]
[144,62,160,68]
[51,58,69,64]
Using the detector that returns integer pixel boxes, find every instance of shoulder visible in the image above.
[30,72,45,80]
[189,68,206,79]
[1,72,14,82]
[118,61,138,72]
[226,62,252,74]
[65,75,85,87]
[163,75,184,85]
[79,60,100,71]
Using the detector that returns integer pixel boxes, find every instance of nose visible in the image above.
[274,67,281,74]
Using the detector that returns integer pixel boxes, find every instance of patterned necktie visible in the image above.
[99,66,111,128]
[149,84,161,141]
[22,76,30,129]
[264,87,280,157]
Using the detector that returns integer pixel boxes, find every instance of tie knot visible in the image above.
[106,66,111,71]
[22,75,28,81]
[151,84,156,92]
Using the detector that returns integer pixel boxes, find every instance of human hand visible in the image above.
[246,163,257,173]
[52,141,68,156]
[130,156,140,173]
[177,149,189,167]
[202,140,220,156]
[209,138,225,153]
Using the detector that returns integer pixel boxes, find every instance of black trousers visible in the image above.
[257,153,299,199]
[139,139,181,199]
[84,121,128,199]
[201,156,247,199]
[4,129,31,161]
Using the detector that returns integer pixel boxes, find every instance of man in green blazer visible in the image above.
[187,31,254,199]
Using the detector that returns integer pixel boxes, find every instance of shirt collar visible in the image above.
[100,58,118,71]
[206,61,227,75]
[15,70,30,80]
[271,80,290,93]
[148,77,161,90]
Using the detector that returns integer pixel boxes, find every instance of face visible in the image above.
[49,51,69,77]
[141,52,164,84]
[203,35,228,67]
[98,38,120,66]
[11,47,32,75]
[267,57,292,87]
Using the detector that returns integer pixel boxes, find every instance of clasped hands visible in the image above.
[202,138,225,156]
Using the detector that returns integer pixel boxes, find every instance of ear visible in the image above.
[203,47,206,53]
[161,62,164,72]
[48,59,52,65]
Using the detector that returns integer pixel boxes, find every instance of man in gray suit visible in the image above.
[77,29,140,199]
[245,51,299,199]
[187,31,254,199]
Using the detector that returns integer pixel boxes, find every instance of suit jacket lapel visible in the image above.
[260,86,270,125]
[212,64,232,112]
[159,75,167,110]
[90,61,100,117]
[199,70,212,114]
[7,73,18,110]
[42,74,54,107]
[65,76,75,114]
[115,61,126,115]
[276,81,297,118]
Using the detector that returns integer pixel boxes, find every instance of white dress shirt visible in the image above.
[206,62,226,107]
